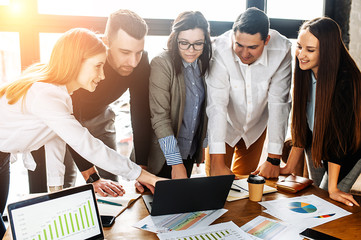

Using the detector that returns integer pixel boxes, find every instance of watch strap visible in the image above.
[86,172,100,183]
[266,157,281,166]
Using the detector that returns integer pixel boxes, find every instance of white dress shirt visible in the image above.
[206,29,292,155]
[0,82,141,186]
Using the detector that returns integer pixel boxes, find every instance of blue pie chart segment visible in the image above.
[288,202,317,213]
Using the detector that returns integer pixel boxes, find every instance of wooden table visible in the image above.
[3,178,361,240]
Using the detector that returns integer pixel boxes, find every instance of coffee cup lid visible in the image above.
[247,174,265,184]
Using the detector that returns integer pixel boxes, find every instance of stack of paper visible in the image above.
[133,209,228,233]
[157,221,252,240]
[259,194,351,230]
[241,216,302,240]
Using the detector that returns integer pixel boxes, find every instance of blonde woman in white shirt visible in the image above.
[0,28,161,224]
[206,7,292,178]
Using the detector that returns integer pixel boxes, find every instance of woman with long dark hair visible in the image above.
[281,17,361,206]
[147,11,212,178]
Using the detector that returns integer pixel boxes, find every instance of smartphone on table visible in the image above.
[100,215,115,227]
[299,228,341,240]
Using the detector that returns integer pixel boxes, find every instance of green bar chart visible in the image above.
[10,191,101,240]
[26,200,94,240]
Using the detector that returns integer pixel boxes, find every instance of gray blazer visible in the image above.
[147,51,207,175]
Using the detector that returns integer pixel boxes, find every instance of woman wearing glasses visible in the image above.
[147,11,212,179]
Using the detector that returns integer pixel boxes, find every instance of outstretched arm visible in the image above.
[280,146,305,175]
[328,162,359,207]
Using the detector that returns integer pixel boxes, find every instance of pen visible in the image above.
[232,183,248,192]
[97,199,123,206]
[231,187,242,192]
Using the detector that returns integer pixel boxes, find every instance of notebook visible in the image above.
[7,184,104,240]
[142,175,235,216]
[96,191,141,217]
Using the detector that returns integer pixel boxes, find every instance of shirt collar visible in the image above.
[182,59,198,69]
[311,72,317,83]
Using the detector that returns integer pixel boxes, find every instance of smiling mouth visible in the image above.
[241,56,252,61]
[299,60,309,64]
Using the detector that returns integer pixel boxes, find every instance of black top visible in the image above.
[323,67,361,181]
[307,66,361,182]
[69,52,151,171]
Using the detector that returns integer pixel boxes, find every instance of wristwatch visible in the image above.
[86,172,100,184]
[266,157,281,166]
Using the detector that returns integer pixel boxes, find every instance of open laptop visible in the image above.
[7,184,104,240]
[143,175,234,216]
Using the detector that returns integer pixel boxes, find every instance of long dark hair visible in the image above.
[167,11,212,76]
[292,17,361,166]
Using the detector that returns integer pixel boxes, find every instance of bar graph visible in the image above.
[10,191,101,240]
[178,229,233,239]
[157,221,252,240]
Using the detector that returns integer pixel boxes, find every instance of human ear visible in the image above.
[264,35,271,45]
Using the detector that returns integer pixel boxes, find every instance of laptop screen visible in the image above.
[143,175,235,216]
[7,184,104,240]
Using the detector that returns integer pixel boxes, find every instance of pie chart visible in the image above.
[288,202,317,213]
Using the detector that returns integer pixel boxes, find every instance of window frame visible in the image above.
[0,0,332,70]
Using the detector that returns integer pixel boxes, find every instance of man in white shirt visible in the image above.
[206,7,292,178]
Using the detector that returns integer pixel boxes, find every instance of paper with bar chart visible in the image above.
[10,191,101,240]
[157,221,252,240]
[134,209,228,233]
[241,216,302,240]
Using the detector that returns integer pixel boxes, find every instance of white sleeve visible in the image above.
[267,46,292,155]
[31,86,141,181]
[45,136,66,186]
[206,53,230,154]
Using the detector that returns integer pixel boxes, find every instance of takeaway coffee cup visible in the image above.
[247,174,265,202]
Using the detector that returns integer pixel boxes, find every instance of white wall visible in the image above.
[349,0,361,68]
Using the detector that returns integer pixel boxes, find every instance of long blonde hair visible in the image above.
[0,28,107,104]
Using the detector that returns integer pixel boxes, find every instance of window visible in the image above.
[39,33,62,62]
[267,0,324,20]
[0,0,9,5]
[0,32,21,83]
[40,33,168,62]
[38,0,245,21]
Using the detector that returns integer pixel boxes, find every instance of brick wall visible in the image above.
[349,0,361,68]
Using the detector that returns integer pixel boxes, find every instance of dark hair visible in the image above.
[292,17,361,166]
[167,11,212,76]
[105,9,148,41]
[233,7,269,41]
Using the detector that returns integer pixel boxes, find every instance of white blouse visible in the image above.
[0,82,141,186]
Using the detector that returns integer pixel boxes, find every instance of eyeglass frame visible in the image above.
[177,40,205,51]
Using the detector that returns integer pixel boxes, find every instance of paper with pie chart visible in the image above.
[258,194,351,229]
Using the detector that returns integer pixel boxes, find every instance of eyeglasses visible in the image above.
[178,40,205,51]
